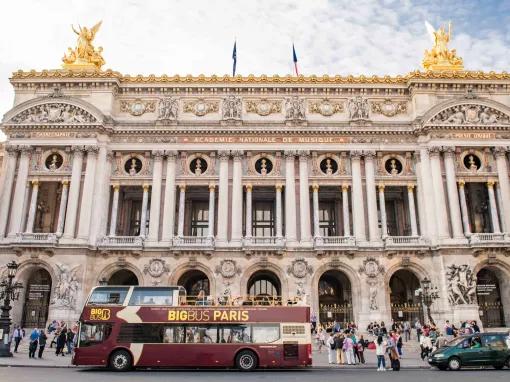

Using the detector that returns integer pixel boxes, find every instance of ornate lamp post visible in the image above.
[415,277,440,324]
[0,261,23,357]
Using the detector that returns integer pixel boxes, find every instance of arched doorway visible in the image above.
[389,269,424,324]
[247,270,281,305]
[21,268,52,328]
[108,269,139,285]
[178,270,210,297]
[476,268,506,327]
[318,270,353,326]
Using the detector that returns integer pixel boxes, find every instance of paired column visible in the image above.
[177,184,186,237]
[487,180,501,233]
[108,184,120,236]
[494,147,510,231]
[147,151,164,242]
[231,151,244,244]
[341,184,351,237]
[364,151,380,241]
[414,152,428,238]
[275,184,283,238]
[298,151,311,242]
[55,180,70,236]
[162,151,177,242]
[216,151,230,244]
[407,184,419,237]
[378,184,387,238]
[77,146,98,240]
[350,151,366,241]
[139,184,150,237]
[428,147,450,239]
[8,146,32,236]
[457,180,471,236]
[312,183,320,238]
[63,147,84,239]
[418,149,438,244]
[0,147,18,238]
[443,147,464,238]
[208,184,216,238]
[25,180,40,233]
[284,151,297,243]
[245,184,252,238]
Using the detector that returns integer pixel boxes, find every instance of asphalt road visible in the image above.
[0,367,508,382]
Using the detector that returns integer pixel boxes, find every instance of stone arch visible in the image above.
[169,262,216,298]
[421,97,510,127]
[311,262,361,325]
[240,262,288,302]
[2,96,105,126]
[97,263,144,286]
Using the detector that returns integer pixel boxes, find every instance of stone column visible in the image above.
[55,180,69,237]
[63,147,84,239]
[443,147,464,238]
[341,184,350,236]
[494,147,510,232]
[231,150,244,245]
[8,146,32,236]
[20,182,31,234]
[77,146,98,240]
[275,184,283,238]
[487,180,501,233]
[208,184,216,238]
[457,179,471,236]
[298,151,312,242]
[147,150,164,242]
[350,151,366,241]
[245,184,252,238]
[418,149,437,244]
[312,183,320,238]
[139,184,150,237]
[414,152,427,238]
[378,184,387,238]
[89,146,110,245]
[0,147,18,238]
[429,147,450,239]
[364,151,379,241]
[162,151,177,242]
[284,151,297,243]
[495,183,506,233]
[177,184,186,237]
[407,184,418,237]
[216,151,230,244]
[108,184,120,236]
[25,179,39,233]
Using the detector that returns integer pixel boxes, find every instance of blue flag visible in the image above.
[292,44,299,76]
[232,41,237,76]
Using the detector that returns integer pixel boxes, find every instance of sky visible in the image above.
[0,0,509,136]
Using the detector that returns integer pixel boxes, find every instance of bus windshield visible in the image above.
[87,287,129,305]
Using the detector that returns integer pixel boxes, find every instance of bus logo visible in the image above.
[90,308,111,320]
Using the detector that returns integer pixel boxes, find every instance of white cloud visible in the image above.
[0,0,509,141]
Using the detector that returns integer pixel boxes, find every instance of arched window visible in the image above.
[22,268,52,328]
[108,269,139,286]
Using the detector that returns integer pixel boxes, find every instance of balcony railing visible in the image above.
[384,236,428,246]
[172,236,214,247]
[314,236,356,247]
[243,236,285,247]
[15,232,58,245]
[98,236,144,247]
[470,233,508,244]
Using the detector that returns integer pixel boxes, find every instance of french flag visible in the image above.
[292,44,299,76]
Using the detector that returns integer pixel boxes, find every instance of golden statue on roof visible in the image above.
[423,21,464,71]
[62,21,105,70]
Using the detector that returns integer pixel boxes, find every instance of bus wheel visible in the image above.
[109,350,132,372]
[235,350,258,371]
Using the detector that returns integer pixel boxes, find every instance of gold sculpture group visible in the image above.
[61,20,464,72]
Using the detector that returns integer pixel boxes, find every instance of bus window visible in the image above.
[163,326,185,343]
[187,326,217,344]
[218,325,251,343]
[128,287,174,306]
[252,325,280,343]
[88,287,128,305]
[79,323,112,347]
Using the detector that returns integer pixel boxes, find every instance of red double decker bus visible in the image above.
[73,286,312,371]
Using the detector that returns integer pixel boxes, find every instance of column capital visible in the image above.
[341,183,350,192]
[275,183,283,191]
[407,183,415,192]
[413,150,421,161]
[231,150,244,160]
[165,150,179,159]
[493,146,509,157]
[487,179,497,188]
[218,150,230,160]
[284,150,297,159]
[178,183,186,191]
[18,145,33,156]
[85,145,99,155]
[427,146,442,157]
[106,149,114,161]
[245,184,253,192]
[363,150,376,159]
[5,144,18,157]
[143,183,150,192]
[71,145,85,156]
[112,183,120,191]
[31,179,40,187]
[298,150,310,161]
[152,150,165,160]
[209,183,216,191]
[378,183,385,192]
[457,178,466,187]
[350,150,362,160]
[312,183,319,191]
[61,179,70,187]
[443,146,456,157]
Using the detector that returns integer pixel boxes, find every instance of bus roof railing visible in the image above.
[182,294,307,307]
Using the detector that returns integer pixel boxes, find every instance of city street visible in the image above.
[0,367,509,382]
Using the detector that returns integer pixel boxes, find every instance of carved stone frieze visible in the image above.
[10,103,97,124]
[287,259,313,279]
[371,99,407,117]
[446,264,477,305]
[157,97,179,122]
[222,95,242,120]
[308,99,343,116]
[347,96,369,120]
[51,263,81,310]
[120,99,156,116]
[183,99,219,116]
[144,258,170,278]
[215,259,241,279]
[245,99,281,116]
[285,96,306,122]
[429,104,510,125]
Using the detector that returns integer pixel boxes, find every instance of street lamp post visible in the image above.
[0,261,23,357]
[415,277,440,325]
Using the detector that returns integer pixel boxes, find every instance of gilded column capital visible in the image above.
[61,179,70,187]
[245,184,253,192]
[457,178,466,187]
[143,183,150,192]
[378,183,385,192]
[31,179,40,187]
[350,150,362,160]
[407,183,415,192]
[487,179,497,188]
[178,183,186,191]
[341,184,350,192]
[112,183,120,191]
[275,183,283,191]
[312,183,319,191]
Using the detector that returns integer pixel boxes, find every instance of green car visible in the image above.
[428,332,510,371]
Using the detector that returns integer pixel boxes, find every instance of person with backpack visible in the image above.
[28,328,39,359]
[334,333,344,364]
[356,335,366,364]
[327,332,336,364]
[12,325,24,353]
[38,330,47,358]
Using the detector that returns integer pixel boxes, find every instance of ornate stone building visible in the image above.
[0,23,509,330]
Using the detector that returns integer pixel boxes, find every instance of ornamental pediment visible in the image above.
[425,102,510,127]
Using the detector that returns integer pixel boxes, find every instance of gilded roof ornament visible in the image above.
[423,21,464,72]
[62,21,105,71]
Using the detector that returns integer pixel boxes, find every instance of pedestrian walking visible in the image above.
[396,331,403,357]
[327,332,336,364]
[12,325,24,353]
[38,330,47,358]
[28,329,39,358]
[334,334,344,364]
[356,335,366,364]
[375,335,387,371]
[55,326,67,356]
[403,321,411,342]
[66,329,75,354]
[342,334,355,365]
[317,326,326,354]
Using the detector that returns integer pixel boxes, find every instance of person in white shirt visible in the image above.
[375,335,387,371]
[12,325,24,353]
[420,333,433,360]
[326,332,336,364]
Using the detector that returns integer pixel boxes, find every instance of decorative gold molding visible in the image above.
[120,99,156,116]
[245,99,281,116]
[308,99,343,116]
[183,99,219,116]
[371,99,407,117]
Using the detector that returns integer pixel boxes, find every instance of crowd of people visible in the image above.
[11,320,79,359]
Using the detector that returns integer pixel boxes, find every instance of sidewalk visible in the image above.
[0,339,73,368]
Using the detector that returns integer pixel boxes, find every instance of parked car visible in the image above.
[428,332,510,370]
